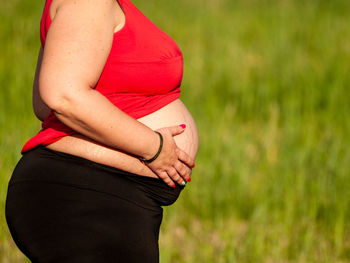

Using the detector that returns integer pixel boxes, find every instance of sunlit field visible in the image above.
[1,0,350,262]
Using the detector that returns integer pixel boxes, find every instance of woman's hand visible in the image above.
[143,125,195,188]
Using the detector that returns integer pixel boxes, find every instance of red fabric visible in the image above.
[21,0,183,154]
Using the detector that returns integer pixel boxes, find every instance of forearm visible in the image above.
[49,88,159,160]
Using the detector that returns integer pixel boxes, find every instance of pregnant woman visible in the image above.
[5,0,199,262]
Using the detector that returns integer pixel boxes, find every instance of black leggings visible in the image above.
[5,145,184,263]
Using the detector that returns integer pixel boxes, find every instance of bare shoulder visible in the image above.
[48,0,124,33]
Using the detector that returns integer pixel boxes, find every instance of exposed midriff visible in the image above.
[45,99,199,178]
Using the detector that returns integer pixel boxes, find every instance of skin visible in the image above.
[35,0,198,187]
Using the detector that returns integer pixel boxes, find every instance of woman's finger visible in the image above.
[167,167,185,186]
[176,148,195,168]
[166,124,186,137]
[173,161,192,182]
[157,171,176,188]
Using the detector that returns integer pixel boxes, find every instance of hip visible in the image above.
[5,145,173,262]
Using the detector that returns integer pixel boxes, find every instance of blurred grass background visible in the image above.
[1,0,350,262]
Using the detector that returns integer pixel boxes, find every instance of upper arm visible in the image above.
[39,0,120,110]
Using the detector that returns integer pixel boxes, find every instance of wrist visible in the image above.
[140,131,163,162]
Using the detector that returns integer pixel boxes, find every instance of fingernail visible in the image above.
[180,124,186,129]
[187,177,191,182]
[181,181,186,186]
[171,184,176,188]
[192,163,195,168]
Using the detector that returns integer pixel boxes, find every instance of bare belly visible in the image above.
[45,99,199,179]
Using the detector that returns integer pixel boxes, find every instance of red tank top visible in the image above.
[21,0,183,154]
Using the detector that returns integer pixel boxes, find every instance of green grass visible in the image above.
[1,0,350,262]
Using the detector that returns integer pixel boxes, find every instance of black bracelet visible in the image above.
[139,131,163,163]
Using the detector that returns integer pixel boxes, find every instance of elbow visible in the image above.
[39,88,76,117]
[32,98,51,121]
[38,74,93,119]
[40,92,71,115]
[39,79,78,116]
[33,109,47,122]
